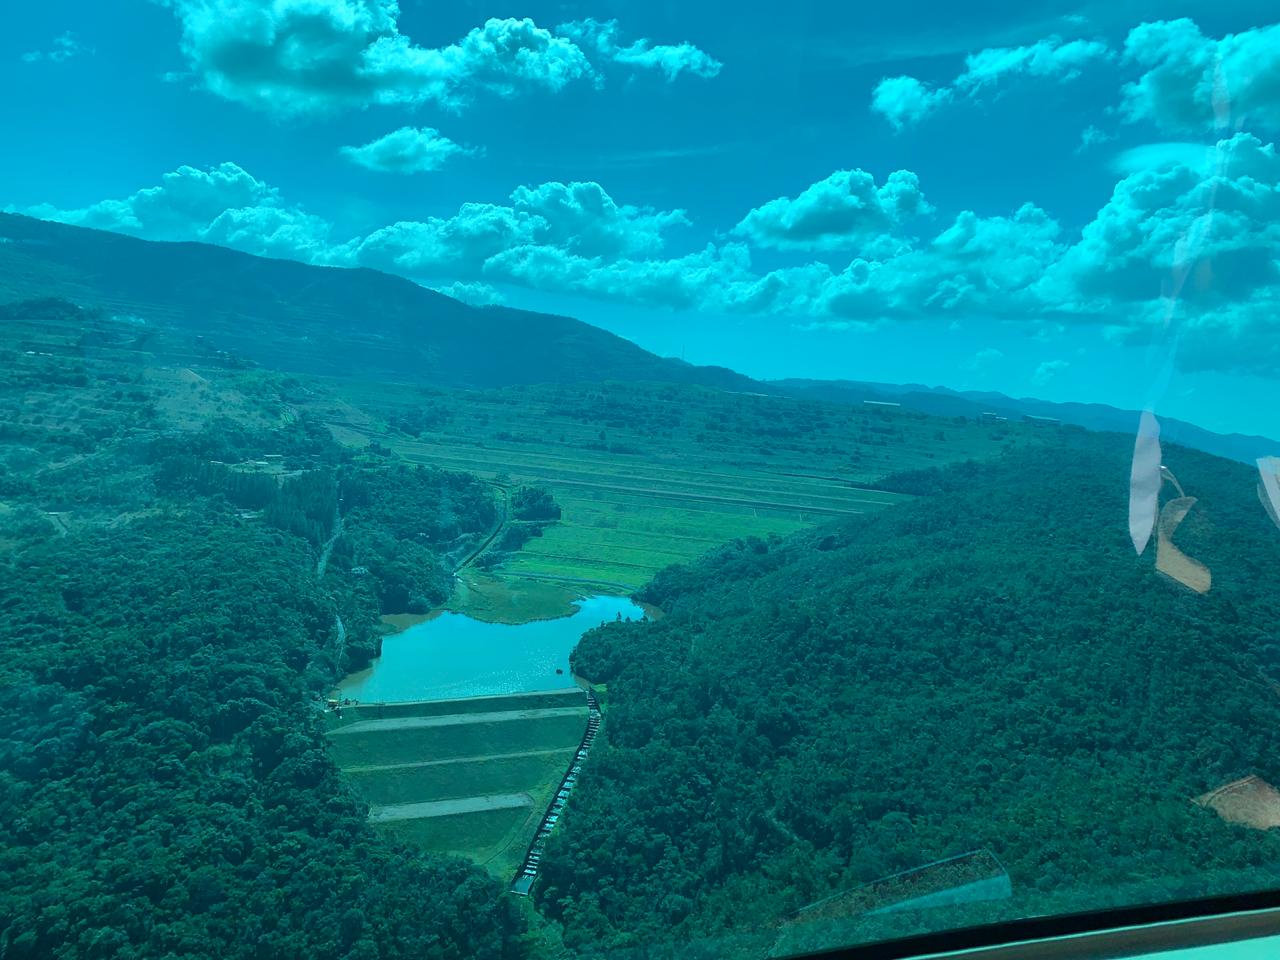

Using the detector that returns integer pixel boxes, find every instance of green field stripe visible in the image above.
[388,438,907,498]
[504,476,873,515]
[505,571,637,592]
[329,690,584,723]
[400,460,879,508]
[402,451,899,507]
[369,794,534,821]
[326,713,587,766]
[347,753,571,806]
[551,525,737,548]
[511,549,665,571]
[402,440,890,494]
[557,490,790,518]
[517,543,705,568]
[373,806,527,857]
[563,501,810,528]
[343,748,569,773]
[505,555,652,579]
[520,536,709,561]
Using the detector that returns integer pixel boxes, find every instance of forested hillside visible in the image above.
[541,435,1280,955]
[0,333,531,959]
[0,216,755,392]
[0,511,528,959]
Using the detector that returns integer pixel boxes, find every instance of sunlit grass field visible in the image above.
[306,378,1027,594]
[375,807,529,859]
[327,712,587,767]
[345,751,570,805]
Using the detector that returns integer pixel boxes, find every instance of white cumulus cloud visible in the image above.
[732,169,932,251]
[433,280,505,306]
[1032,359,1070,385]
[1040,132,1280,311]
[19,130,1280,378]
[165,1,594,115]
[870,76,954,131]
[18,162,333,260]
[1121,18,1280,133]
[955,36,1110,90]
[340,127,475,174]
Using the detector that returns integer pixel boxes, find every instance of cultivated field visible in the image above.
[306,379,1033,596]
[326,689,587,876]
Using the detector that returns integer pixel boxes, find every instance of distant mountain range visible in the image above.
[1,212,1273,465]
[0,213,754,392]
[775,379,1277,466]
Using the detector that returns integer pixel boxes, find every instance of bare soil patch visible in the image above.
[1194,775,1280,830]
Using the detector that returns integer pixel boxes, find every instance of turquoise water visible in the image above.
[336,595,645,702]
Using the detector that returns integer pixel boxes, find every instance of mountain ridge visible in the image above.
[775,378,1277,466]
[0,212,758,392]
[2,212,1272,464]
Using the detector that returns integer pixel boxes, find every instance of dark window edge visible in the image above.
[784,889,1280,960]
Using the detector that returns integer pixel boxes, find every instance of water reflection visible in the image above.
[337,595,645,702]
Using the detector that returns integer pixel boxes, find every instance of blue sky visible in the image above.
[3,1,1279,437]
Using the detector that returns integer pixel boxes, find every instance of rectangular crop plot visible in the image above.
[330,689,586,725]
[374,806,530,857]
[345,751,570,806]
[327,711,588,767]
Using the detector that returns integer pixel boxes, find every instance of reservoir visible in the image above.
[336,594,646,702]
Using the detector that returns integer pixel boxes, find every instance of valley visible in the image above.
[303,377,1030,598]
[3,217,1279,960]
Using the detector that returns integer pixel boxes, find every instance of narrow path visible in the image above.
[316,503,343,577]
[454,484,509,574]
[332,612,347,664]
[370,793,533,822]
[316,501,346,662]
[44,512,70,538]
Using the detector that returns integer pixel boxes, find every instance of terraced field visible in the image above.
[394,439,905,589]
[326,689,588,876]
[308,380,1030,592]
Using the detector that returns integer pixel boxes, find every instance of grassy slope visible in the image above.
[345,752,570,805]
[325,692,587,873]
[327,713,587,767]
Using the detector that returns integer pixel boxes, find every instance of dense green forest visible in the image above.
[0,511,529,959]
[151,435,498,672]
[0,372,528,958]
[326,463,498,669]
[540,435,1280,955]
